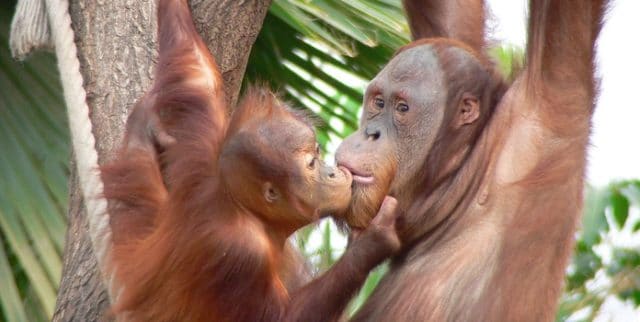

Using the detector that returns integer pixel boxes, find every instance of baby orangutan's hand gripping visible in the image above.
[122,93,175,156]
[284,196,401,322]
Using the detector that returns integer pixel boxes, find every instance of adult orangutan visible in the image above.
[101,0,400,321]
[335,0,609,321]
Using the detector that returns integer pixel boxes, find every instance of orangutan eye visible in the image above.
[397,103,409,113]
[374,97,385,109]
[308,157,316,170]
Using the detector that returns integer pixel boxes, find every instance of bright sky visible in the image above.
[488,0,640,187]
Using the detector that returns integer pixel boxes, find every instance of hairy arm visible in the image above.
[402,0,486,51]
[151,0,228,194]
[523,0,608,124]
[283,197,401,322]
[102,0,227,242]
[101,147,167,244]
[493,0,610,185]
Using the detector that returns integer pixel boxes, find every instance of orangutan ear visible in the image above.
[456,93,480,127]
[263,182,280,203]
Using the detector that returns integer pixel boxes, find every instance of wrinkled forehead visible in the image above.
[369,44,445,94]
[385,45,441,81]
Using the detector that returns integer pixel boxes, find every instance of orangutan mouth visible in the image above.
[338,163,374,185]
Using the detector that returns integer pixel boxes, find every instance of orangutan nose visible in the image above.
[365,126,381,141]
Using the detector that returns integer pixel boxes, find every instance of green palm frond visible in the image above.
[0,2,68,320]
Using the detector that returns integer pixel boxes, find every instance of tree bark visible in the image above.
[52,1,271,321]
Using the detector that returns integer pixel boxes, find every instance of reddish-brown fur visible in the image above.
[335,1,609,321]
[101,0,400,321]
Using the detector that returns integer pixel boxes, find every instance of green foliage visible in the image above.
[558,181,640,321]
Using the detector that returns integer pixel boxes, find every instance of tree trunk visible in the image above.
[52,1,271,320]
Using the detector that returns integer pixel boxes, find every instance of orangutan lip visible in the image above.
[352,175,374,184]
[338,163,374,185]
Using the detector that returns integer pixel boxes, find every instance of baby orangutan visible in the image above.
[100,0,400,321]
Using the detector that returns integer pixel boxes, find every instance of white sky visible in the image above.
[488,0,640,187]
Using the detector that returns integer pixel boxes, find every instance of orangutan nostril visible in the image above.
[366,129,381,141]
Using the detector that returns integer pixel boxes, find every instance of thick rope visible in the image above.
[10,0,114,300]
[9,0,52,59]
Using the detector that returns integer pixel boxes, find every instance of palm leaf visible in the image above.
[0,2,68,320]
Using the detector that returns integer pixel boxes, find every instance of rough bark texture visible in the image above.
[52,1,271,321]
[53,159,111,321]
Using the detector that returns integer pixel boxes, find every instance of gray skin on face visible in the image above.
[336,44,447,211]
